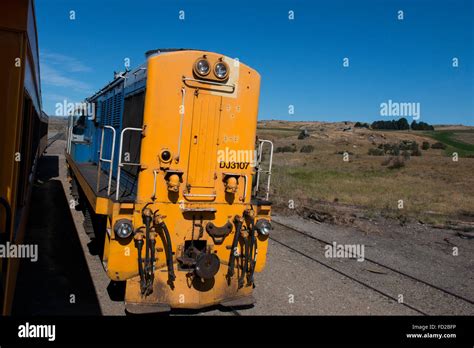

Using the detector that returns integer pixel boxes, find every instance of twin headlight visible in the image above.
[195,59,210,76]
[194,58,229,80]
[114,219,133,239]
[255,219,273,236]
[214,62,228,79]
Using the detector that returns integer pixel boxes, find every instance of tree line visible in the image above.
[355,118,434,130]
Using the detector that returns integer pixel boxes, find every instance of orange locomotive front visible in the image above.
[66,49,274,313]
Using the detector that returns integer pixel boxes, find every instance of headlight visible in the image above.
[114,219,133,239]
[194,58,210,76]
[255,219,272,236]
[214,62,229,79]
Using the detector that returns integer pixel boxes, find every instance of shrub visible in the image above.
[379,143,400,155]
[410,142,422,156]
[276,146,296,153]
[298,129,310,139]
[368,148,385,156]
[300,145,315,153]
[402,150,411,160]
[399,140,413,151]
[422,141,430,150]
[431,142,447,150]
[354,122,370,128]
[390,144,400,156]
[388,156,405,169]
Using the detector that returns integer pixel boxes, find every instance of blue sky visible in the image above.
[37,0,473,125]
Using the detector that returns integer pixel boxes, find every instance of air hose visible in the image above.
[247,222,257,284]
[135,237,146,293]
[227,216,243,278]
[149,235,156,286]
[142,210,153,293]
[157,220,176,282]
[238,236,249,288]
[246,221,255,275]
[248,235,258,284]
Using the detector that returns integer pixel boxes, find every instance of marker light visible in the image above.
[255,219,272,236]
[114,219,133,239]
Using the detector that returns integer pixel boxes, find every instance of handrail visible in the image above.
[96,125,116,195]
[254,139,274,201]
[182,76,235,93]
[66,126,73,154]
[116,127,143,200]
[183,193,217,198]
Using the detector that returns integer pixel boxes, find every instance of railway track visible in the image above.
[270,219,474,315]
[46,132,64,149]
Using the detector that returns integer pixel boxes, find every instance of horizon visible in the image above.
[47,113,473,127]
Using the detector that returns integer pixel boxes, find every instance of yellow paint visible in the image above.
[68,50,271,310]
[0,0,46,315]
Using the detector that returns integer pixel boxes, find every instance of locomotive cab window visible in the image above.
[71,115,86,142]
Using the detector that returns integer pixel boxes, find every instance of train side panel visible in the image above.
[0,0,44,315]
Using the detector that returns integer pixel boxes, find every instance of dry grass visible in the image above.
[258,121,474,221]
[453,132,474,145]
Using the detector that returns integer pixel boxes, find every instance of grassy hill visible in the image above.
[257,121,474,224]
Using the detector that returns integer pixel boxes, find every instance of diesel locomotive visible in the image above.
[66,49,273,312]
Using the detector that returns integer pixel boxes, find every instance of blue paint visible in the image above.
[70,64,147,198]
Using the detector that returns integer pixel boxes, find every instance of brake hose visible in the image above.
[143,213,152,288]
[247,221,256,279]
[227,216,243,278]
[135,238,145,293]
[248,235,258,284]
[238,236,249,288]
[149,236,156,286]
[158,220,176,282]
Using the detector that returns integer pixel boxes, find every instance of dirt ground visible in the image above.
[271,213,474,315]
